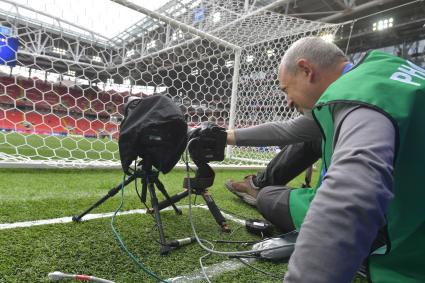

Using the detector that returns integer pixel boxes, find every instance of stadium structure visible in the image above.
[1,0,424,169]
[0,0,341,168]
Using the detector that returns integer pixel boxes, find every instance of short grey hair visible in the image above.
[281,37,347,74]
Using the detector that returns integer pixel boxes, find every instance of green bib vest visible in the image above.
[289,51,425,282]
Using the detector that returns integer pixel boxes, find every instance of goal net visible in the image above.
[0,0,341,169]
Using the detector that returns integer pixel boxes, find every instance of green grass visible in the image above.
[0,132,119,161]
[0,167,367,282]
[0,132,366,282]
[0,168,272,282]
[0,131,267,165]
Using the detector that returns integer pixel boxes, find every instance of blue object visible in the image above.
[193,8,205,23]
[342,62,353,75]
[0,35,19,67]
[0,26,11,36]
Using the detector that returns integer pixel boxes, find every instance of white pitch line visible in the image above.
[0,208,147,230]
[167,258,255,283]
[0,205,246,230]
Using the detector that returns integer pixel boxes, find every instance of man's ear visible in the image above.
[296,59,315,82]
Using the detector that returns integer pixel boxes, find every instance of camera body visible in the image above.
[119,95,187,174]
[188,122,227,163]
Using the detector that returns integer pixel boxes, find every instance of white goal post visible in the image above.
[0,0,341,169]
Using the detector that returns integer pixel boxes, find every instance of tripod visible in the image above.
[72,159,182,255]
[155,160,230,233]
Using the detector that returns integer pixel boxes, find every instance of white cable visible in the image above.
[199,239,214,283]
[48,271,115,283]
[185,139,295,256]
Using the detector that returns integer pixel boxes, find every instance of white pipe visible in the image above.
[114,0,291,67]
[226,48,242,159]
[17,50,107,70]
[110,0,240,51]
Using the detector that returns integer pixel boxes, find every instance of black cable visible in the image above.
[214,239,260,245]
[134,162,142,202]
[133,161,154,219]
[149,223,163,245]
[218,207,251,223]
[236,258,284,280]
[229,255,259,259]
[185,139,295,256]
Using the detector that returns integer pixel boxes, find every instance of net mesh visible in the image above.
[0,0,341,168]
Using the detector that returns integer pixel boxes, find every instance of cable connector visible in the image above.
[251,232,298,261]
[48,271,115,283]
[245,219,273,237]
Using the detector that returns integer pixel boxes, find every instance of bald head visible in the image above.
[278,37,349,111]
[280,37,347,75]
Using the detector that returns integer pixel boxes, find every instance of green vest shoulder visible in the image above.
[293,50,425,283]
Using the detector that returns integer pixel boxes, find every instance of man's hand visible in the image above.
[187,122,225,142]
[226,130,236,145]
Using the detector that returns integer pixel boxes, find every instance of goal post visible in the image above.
[0,0,341,169]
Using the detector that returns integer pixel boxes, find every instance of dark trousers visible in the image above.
[254,139,322,188]
[255,140,322,232]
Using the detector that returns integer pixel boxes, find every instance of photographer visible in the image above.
[189,115,321,234]
[193,36,425,283]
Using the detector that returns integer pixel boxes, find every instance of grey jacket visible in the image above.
[234,105,395,283]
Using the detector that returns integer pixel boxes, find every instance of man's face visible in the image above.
[279,66,318,114]
[279,72,310,113]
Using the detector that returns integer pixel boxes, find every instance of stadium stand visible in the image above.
[0,75,126,138]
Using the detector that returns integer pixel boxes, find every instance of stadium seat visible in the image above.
[0,76,15,86]
[44,91,60,105]
[25,112,43,126]
[76,118,90,132]
[26,88,43,102]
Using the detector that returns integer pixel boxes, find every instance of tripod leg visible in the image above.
[72,174,136,222]
[156,190,189,211]
[148,183,172,255]
[141,179,148,203]
[201,190,230,233]
[154,179,182,215]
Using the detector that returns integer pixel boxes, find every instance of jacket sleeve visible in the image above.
[234,114,321,147]
[284,105,395,283]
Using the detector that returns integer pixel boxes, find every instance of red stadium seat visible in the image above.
[0,76,15,86]
[26,88,43,102]
[44,91,60,105]
[76,118,90,131]
[25,112,43,126]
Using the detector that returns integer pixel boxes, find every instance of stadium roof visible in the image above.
[1,0,423,56]
[0,0,170,41]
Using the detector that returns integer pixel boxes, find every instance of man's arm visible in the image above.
[227,114,321,146]
[284,106,395,283]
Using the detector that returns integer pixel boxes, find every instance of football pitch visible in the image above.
[0,132,119,161]
[0,133,367,282]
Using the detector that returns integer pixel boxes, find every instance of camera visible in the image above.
[187,122,227,163]
[119,95,187,174]
[121,96,226,172]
